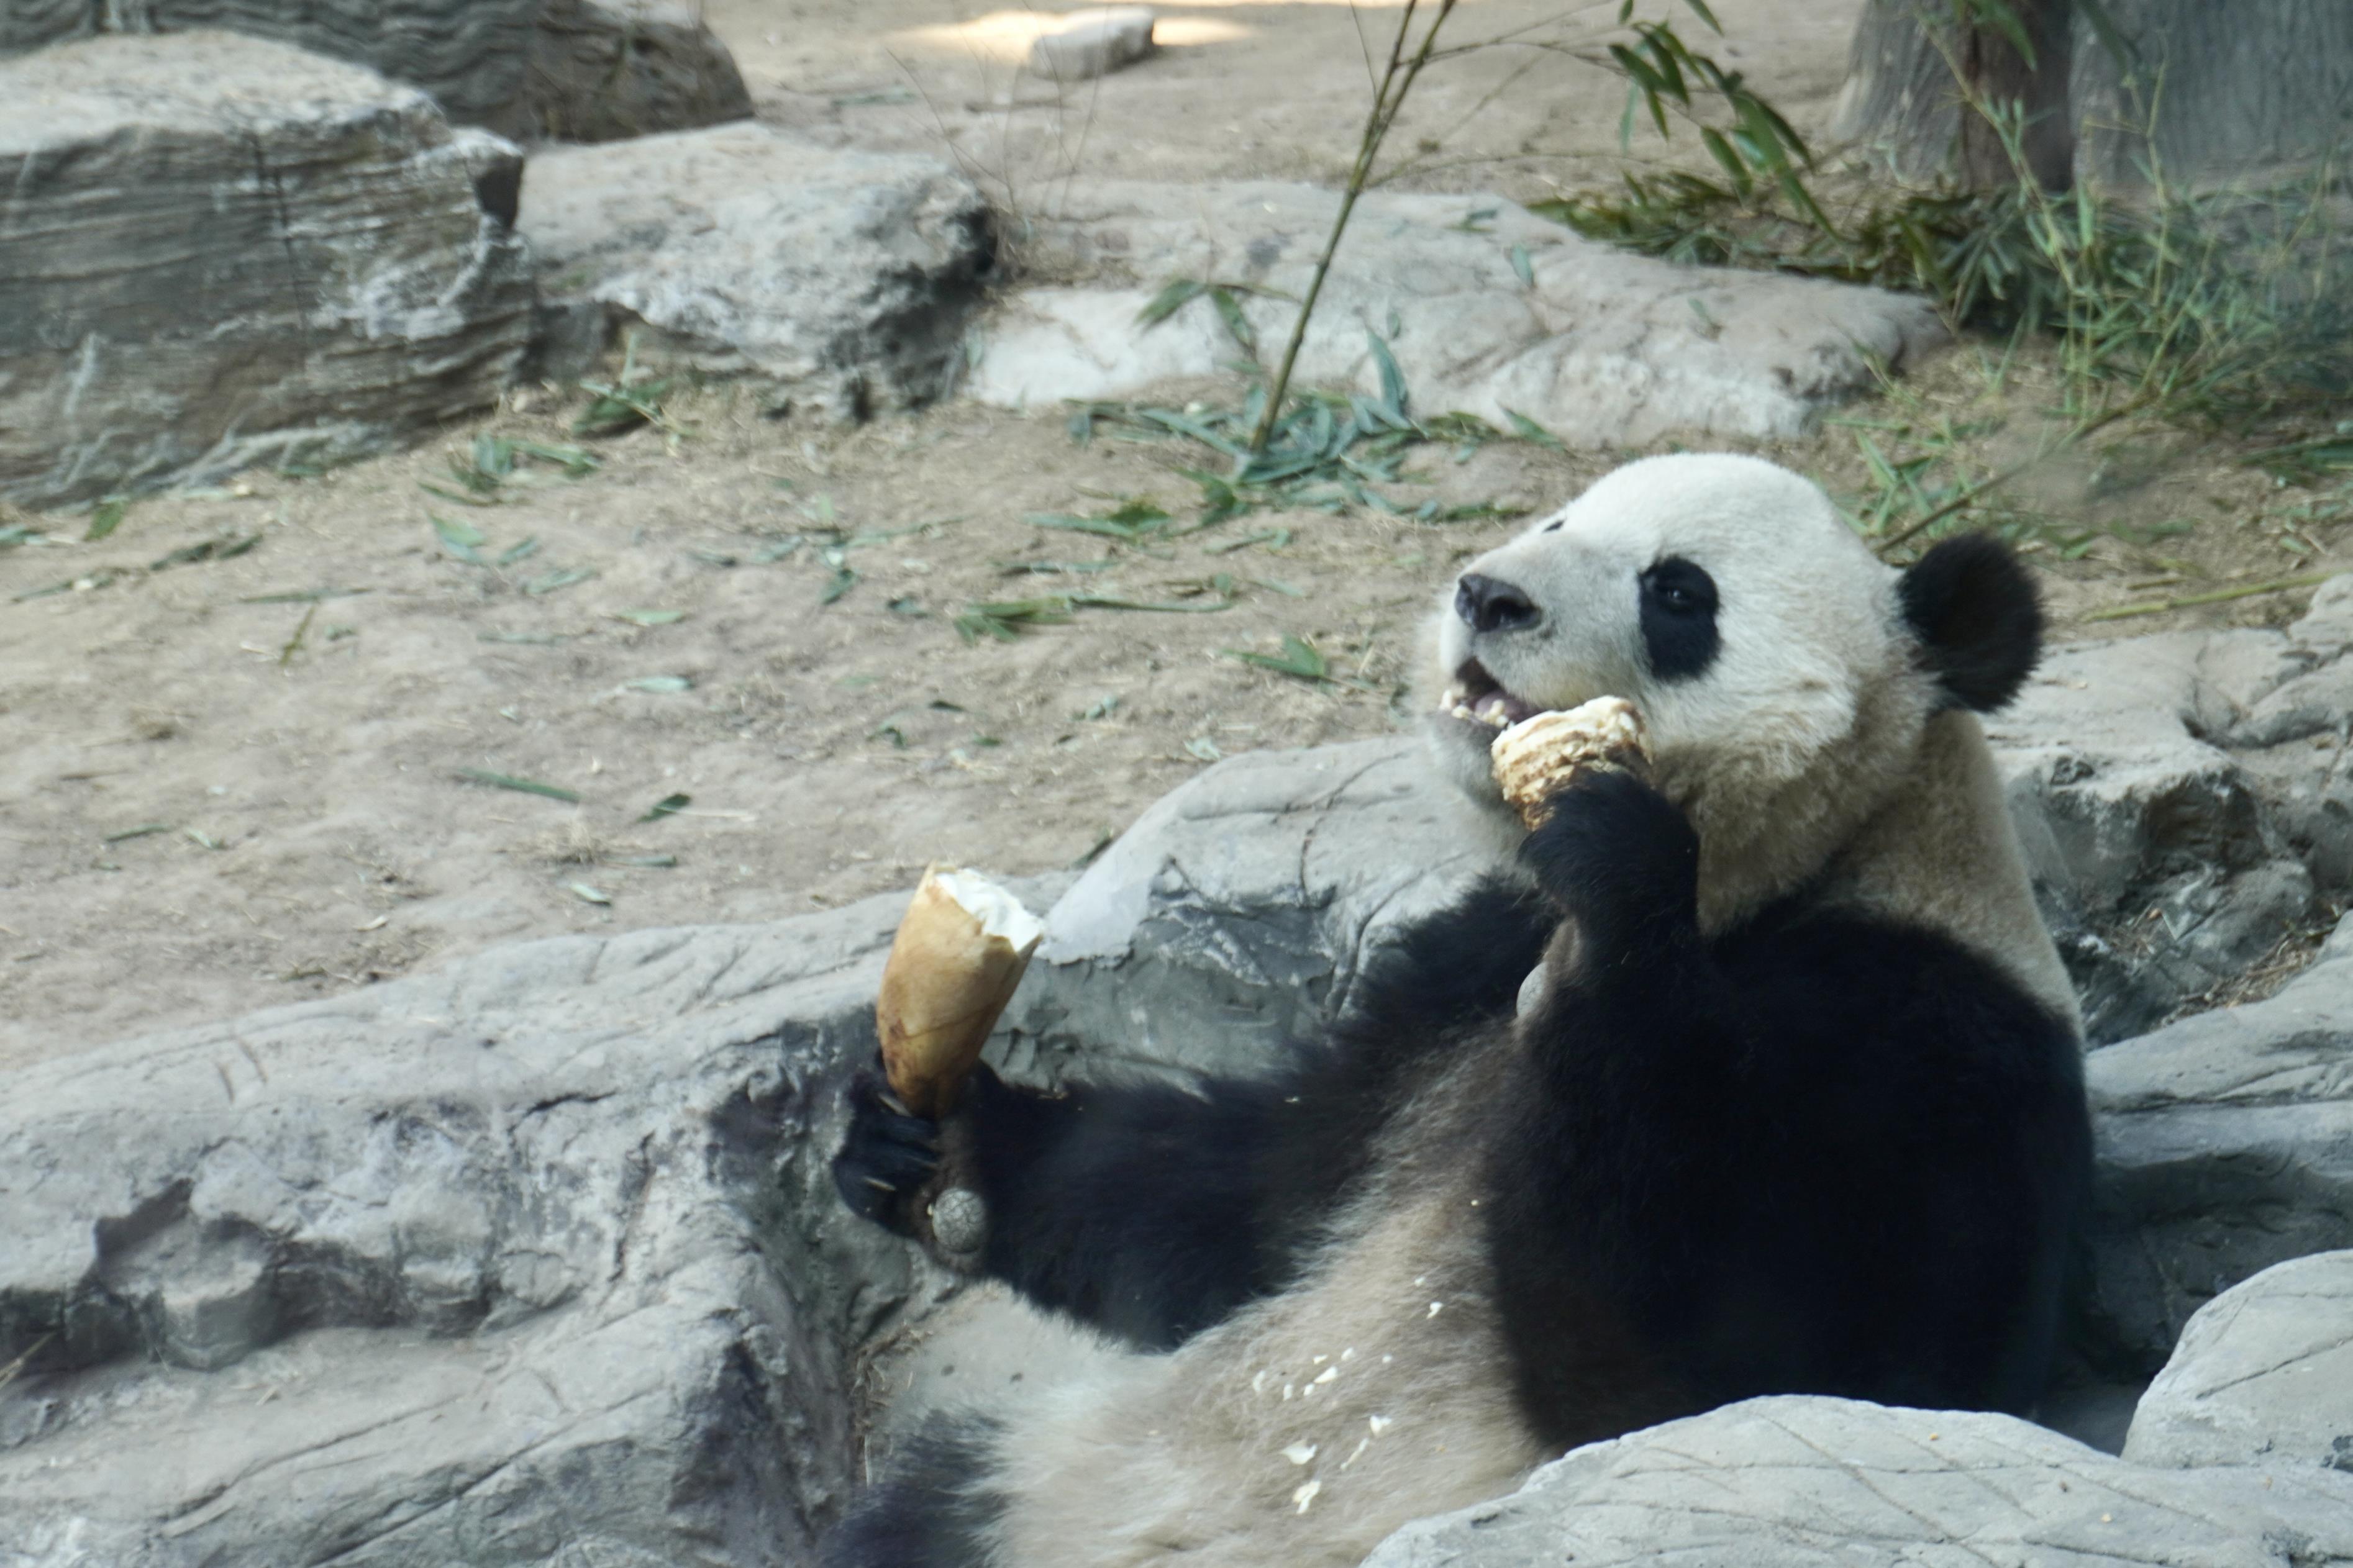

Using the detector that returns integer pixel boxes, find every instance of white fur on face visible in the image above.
[1424,453,1937,928]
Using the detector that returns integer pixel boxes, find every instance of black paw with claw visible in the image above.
[832,1064,940,1235]
[1518,769,1701,963]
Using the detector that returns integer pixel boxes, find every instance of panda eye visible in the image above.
[1640,559,1718,618]
[1637,556,1722,682]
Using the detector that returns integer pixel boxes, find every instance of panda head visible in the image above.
[1425,454,2042,908]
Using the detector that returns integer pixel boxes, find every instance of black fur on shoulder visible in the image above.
[821,1416,1006,1568]
[1898,533,2044,713]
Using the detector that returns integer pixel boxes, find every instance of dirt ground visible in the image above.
[4,0,2347,1066]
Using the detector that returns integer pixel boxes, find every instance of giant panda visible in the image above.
[824,452,2091,1568]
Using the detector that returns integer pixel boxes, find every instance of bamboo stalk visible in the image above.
[2082,573,2333,623]
[1247,0,1461,456]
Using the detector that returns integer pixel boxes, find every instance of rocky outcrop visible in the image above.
[965,179,1946,446]
[1995,579,2353,1043]
[1375,1249,2353,1566]
[519,0,753,143]
[1,0,750,143]
[2082,923,2353,1371]
[0,0,91,54]
[0,885,1066,1566]
[0,32,531,509]
[2123,1249,2353,1472]
[519,124,996,415]
[1362,1395,2353,1568]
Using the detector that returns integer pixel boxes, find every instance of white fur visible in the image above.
[984,1047,1541,1568]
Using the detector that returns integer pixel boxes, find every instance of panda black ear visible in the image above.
[1897,534,2043,713]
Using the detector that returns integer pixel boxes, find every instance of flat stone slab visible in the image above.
[520,123,995,415]
[965,179,1946,445]
[2124,1249,2353,1472]
[1363,1396,2353,1567]
[0,32,531,509]
[1027,6,1157,81]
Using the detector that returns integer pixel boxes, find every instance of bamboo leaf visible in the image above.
[1137,277,1208,328]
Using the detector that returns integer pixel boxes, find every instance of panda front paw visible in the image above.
[832,1064,941,1235]
[1517,769,1700,969]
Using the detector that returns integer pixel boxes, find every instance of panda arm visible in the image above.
[1487,770,2088,1440]
[834,875,1552,1351]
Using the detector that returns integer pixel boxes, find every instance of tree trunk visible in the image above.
[1833,0,2074,189]
[1834,0,2353,188]
[2070,0,2353,184]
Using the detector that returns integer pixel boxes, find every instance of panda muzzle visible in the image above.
[1443,658,1542,729]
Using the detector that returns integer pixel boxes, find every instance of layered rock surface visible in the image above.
[966,180,1946,445]
[0,32,532,509]
[0,0,750,143]
[519,123,997,415]
[2123,1248,2353,1472]
[1363,1394,2353,1568]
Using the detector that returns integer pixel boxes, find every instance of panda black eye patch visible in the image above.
[1637,556,1719,681]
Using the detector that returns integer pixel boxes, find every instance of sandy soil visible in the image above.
[3,0,2345,1065]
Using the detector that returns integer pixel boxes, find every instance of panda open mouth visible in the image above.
[1441,659,1541,730]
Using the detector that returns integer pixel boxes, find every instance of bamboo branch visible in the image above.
[1248,0,1461,456]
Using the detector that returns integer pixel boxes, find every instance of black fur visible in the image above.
[1637,556,1721,682]
[1489,771,2088,1448]
[827,779,2089,1564]
[831,878,1554,1351]
[1898,533,2044,712]
[821,1417,1008,1568]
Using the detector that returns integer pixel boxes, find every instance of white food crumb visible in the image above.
[1340,1348,1356,1362]
[1251,1370,1270,1395]
[1283,1443,1318,1466]
[1281,1385,1295,1400]
[1311,1354,1328,1365]
[1313,1366,1338,1385]
[1340,1438,1372,1470]
[1293,1481,1322,1514]
[1368,1416,1395,1435]
[1428,1302,1444,1317]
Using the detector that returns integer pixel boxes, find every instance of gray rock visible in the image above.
[0,892,942,1565]
[1012,736,1513,1083]
[1027,7,1157,81]
[104,0,542,131]
[967,180,1945,446]
[0,0,91,54]
[1362,1396,2353,1568]
[2,0,750,142]
[2124,1250,2353,1472]
[2087,959,2353,1371]
[0,32,531,509]
[519,123,996,417]
[1992,628,2322,1042]
[519,0,753,143]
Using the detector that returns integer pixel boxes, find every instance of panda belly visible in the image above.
[985,1167,1547,1568]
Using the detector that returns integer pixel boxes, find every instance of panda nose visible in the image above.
[1455,573,1541,634]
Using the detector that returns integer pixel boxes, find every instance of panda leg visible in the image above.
[821,1416,1007,1568]
[1485,769,1743,1445]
